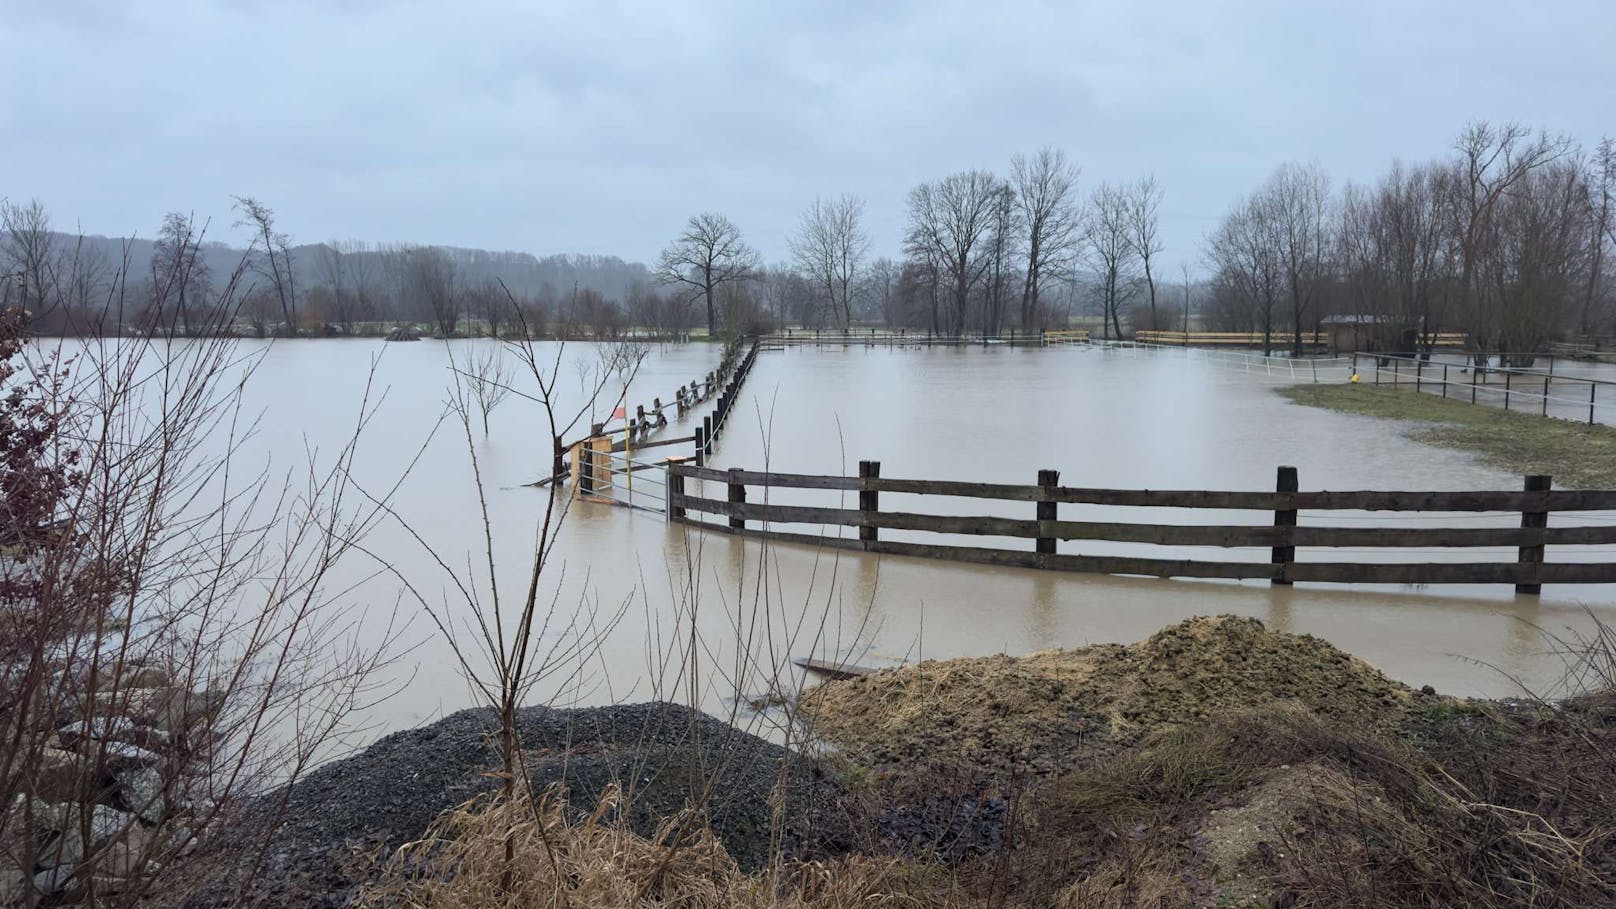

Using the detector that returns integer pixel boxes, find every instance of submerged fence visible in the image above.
[1360,352,1616,426]
[1088,339,1356,382]
[667,462,1616,594]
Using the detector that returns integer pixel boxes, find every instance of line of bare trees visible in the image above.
[0,201,692,340]
[657,149,1168,337]
[1206,122,1616,358]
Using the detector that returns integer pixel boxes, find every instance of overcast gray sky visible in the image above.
[4,0,1614,273]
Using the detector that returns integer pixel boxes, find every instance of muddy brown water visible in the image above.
[133,339,1616,745]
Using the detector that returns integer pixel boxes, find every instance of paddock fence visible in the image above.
[666,462,1616,594]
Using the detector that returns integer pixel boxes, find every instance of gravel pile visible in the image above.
[240,702,849,907]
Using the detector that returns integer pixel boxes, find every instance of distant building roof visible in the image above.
[1320,314,1392,325]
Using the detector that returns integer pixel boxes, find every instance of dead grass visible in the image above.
[1009,702,1616,907]
[356,785,962,908]
[1278,383,1616,487]
[800,616,1411,779]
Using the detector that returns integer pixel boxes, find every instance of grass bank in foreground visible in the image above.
[1278,383,1616,487]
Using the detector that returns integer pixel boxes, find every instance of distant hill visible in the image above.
[54,233,653,302]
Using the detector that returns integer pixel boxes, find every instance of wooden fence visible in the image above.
[692,339,759,465]
[1361,353,1615,425]
[762,328,1086,347]
[667,462,1616,594]
[1136,330,1469,349]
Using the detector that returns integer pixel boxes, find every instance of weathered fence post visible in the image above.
[1591,382,1598,425]
[1542,375,1550,417]
[1036,469,1060,557]
[1441,363,1449,399]
[727,467,746,530]
[703,415,713,454]
[694,425,707,467]
[667,460,686,520]
[1516,474,1550,595]
[1271,465,1299,585]
[1504,370,1512,410]
[858,460,880,544]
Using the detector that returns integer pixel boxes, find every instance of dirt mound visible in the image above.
[800,615,1412,778]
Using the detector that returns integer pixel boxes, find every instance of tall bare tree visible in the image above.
[1126,175,1165,330]
[1208,195,1282,353]
[1010,148,1082,329]
[1582,138,1616,334]
[1260,163,1332,354]
[905,170,1002,335]
[149,212,213,336]
[655,213,759,336]
[0,199,55,323]
[1449,122,1571,360]
[789,194,869,329]
[406,245,459,336]
[1084,182,1139,340]
[234,197,298,336]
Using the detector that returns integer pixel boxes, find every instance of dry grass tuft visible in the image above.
[800,615,1410,779]
[357,785,961,908]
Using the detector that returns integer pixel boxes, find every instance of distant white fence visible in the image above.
[1085,339,1354,383]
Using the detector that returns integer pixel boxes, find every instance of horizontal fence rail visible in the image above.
[667,462,1616,593]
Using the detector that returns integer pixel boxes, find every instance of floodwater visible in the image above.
[162,339,1616,744]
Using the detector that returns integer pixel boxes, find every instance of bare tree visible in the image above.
[149,212,213,336]
[1260,163,1332,354]
[1083,182,1140,340]
[864,257,900,327]
[0,250,406,905]
[1582,138,1616,334]
[655,213,760,336]
[1126,175,1166,330]
[56,233,112,336]
[905,170,1003,335]
[315,240,377,334]
[0,199,56,324]
[1011,147,1082,329]
[1449,121,1572,360]
[234,197,298,336]
[406,246,460,337]
[789,194,869,329]
[1208,195,1282,352]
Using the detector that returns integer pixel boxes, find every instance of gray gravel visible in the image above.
[226,701,851,907]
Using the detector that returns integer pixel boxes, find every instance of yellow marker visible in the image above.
[1350,373,1361,383]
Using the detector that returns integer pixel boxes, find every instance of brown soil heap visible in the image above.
[800,615,1413,778]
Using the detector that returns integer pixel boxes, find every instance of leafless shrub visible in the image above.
[0,243,407,905]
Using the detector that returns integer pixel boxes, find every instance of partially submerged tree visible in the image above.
[656,213,759,336]
[1084,181,1139,340]
[905,170,1003,335]
[789,194,869,329]
[234,196,299,336]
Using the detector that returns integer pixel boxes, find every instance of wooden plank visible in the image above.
[792,657,877,680]
[1295,489,1616,512]
[677,496,1616,548]
[673,465,1616,513]
[671,464,861,490]
[669,494,863,526]
[673,516,1616,584]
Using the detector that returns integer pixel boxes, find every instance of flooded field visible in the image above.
[207,339,1616,742]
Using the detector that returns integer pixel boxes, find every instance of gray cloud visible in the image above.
[4,0,1614,271]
